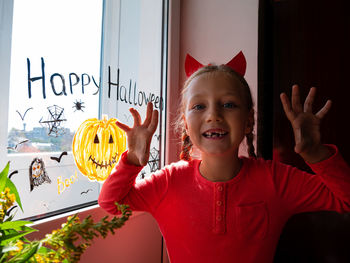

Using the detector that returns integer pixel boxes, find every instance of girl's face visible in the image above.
[183,72,253,157]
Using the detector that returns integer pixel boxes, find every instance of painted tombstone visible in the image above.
[72,115,126,182]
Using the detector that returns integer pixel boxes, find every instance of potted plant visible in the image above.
[0,162,131,262]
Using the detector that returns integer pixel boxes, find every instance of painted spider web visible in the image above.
[147,147,160,173]
[39,105,67,137]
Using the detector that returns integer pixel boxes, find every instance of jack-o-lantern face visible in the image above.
[72,116,126,181]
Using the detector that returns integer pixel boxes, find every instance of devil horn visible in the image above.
[225,51,246,76]
[185,54,204,77]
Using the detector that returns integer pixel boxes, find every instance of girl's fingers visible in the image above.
[280,92,295,121]
[291,85,303,113]
[116,121,131,132]
[316,100,332,119]
[129,108,142,127]
[143,102,153,127]
[148,109,159,133]
[304,87,316,113]
[292,117,302,150]
[293,120,306,154]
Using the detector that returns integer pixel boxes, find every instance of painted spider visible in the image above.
[73,99,85,112]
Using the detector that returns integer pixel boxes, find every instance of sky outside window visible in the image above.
[8,0,102,153]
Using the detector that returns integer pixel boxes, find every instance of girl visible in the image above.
[98,63,350,263]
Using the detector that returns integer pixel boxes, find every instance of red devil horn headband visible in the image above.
[185,51,246,77]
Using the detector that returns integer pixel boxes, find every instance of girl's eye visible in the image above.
[223,102,236,108]
[192,104,205,110]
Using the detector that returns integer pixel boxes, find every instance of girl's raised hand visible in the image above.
[116,102,159,166]
[280,85,332,163]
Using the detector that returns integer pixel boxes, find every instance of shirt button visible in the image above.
[216,201,222,206]
[217,186,223,191]
[216,216,222,221]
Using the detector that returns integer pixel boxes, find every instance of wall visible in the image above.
[29,208,163,263]
[166,0,259,163]
[80,210,163,263]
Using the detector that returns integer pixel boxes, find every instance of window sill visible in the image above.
[31,203,146,227]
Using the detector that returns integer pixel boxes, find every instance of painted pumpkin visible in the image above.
[72,115,126,182]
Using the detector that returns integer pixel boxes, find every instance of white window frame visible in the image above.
[0,1,14,164]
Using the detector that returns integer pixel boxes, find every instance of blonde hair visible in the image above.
[176,64,256,160]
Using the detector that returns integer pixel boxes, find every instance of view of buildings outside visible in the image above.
[8,127,74,153]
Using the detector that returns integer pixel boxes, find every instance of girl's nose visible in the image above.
[206,107,222,122]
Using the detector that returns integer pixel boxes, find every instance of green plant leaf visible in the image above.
[0,252,8,263]
[0,228,36,246]
[0,162,10,193]
[36,245,53,254]
[4,214,15,222]
[0,221,33,231]
[21,226,37,234]
[0,162,23,212]
[7,242,41,263]
[5,177,23,212]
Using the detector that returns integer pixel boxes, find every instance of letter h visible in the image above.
[27,57,46,99]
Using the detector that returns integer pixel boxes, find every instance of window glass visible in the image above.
[8,0,101,154]
[4,0,167,221]
[7,0,103,220]
[113,0,165,179]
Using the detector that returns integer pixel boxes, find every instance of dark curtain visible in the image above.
[258,0,350,262]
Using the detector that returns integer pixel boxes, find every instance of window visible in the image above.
[8,0,102,154]
[0,0,167,221]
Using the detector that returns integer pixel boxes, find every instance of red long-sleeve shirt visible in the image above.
[98,145,350,263]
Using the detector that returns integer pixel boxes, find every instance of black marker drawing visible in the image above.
[140,171,146,179]
[29,157,51,191]
[147,147,160,173]
[39,105,67,137]
[5,205,18,217]
[72,99,85,112]
[50,151,68,163]
[92,76,100,95]
[7,139,29,151]
[154,134,160,141]
[81,189,93,195]
[8,170,19,179]
[27,57,100,99]
[107,67,164,110]
[16,107,33,121]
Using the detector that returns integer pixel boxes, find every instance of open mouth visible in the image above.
[89,153,117,169]
[202,130,228,138]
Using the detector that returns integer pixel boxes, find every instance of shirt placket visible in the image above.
[213,183,226,234]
